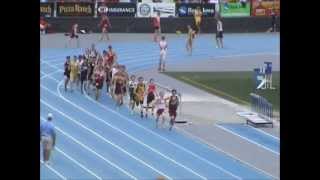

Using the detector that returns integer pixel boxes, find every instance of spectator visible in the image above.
[215,17,224,48]
[269,9,277,32]
[240,0,247,8]
[40,113,56,165]
[223,0,229,10]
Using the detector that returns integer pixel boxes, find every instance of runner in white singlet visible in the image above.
[155,91,167,128]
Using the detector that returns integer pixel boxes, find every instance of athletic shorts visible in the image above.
[157,109,165,116]
[135,100,143,106]
[70,33,79,39]
[129,93,135,101]
[80,73,87,81]
[114,86,122,95]
[216,31,223,38]
[41,135,53,151]
[147,92,155,104]
[96,82,103,89]
[154,26,160,31]
[195,19,201,26]
[169,109,177,118]
[160,50,166,60]
[64,71,70,78]
[102,27,109,32]
[70,73,76,82]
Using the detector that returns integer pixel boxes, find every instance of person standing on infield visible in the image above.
[159,36,168,72]
[215,17,224,48]
[186,25,196,55]
[40,113,56,165]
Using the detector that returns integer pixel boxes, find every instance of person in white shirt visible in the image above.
[155,91,167,128]
[216,18,224,48]
[158,36,168,72]
[240,0,247,8]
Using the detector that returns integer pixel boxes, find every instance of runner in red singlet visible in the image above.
[145,78,157,118]
[99,14,111,41]
[152,12,161,42]
[107,45,117,67]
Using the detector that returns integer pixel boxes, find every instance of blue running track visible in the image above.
[216,124,280,155]
[40,33,279,179]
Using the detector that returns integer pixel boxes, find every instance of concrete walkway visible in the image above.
[134,53,280,178]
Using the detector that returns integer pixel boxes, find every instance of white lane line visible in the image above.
[212,52,279,59]
[216,125,280,156]
[82,84,242,179]
[41,99,171,180]
[176,126,279,180]
[40,160,67,180]
[57,81,207,180]
[41,117,102,180]
[41,51,278,65]
[245,125,280,141]
[40,111,138,180]
[44,78,207,180]
[42,60,62,70]
[41,70,61,80]
[42,67,240,180]
[41,51,279,79]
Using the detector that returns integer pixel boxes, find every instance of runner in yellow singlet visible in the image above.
[135,76,146,118]
[194,6,202,34]
[69,57,78,92]
[186,25,196,55]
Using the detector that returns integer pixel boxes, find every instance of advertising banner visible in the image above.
[56,2,94,17]
[251,0,280,16]
[40,3,54,17]
[220,0,250,17]
[176,3,215,17]
[97,3,136,17]
[137,3,176,17]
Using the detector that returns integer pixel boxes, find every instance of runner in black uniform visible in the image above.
[64,56,71,92]
[95,67,104,101]
[87,57,95,93]
[168,89,179,131]
[128,75,137,114]
[80,59,88,94]
[102,50,110,94]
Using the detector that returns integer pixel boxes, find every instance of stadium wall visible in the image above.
[46,17,280,33]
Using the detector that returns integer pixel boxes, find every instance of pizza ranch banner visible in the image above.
[56,2,95,17]
[40,3,54,17]
[251,0,280,16]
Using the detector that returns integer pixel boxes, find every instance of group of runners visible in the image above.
[63,43,180,130]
